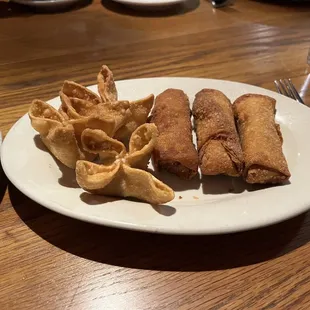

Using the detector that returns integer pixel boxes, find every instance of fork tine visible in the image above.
[274,80,283,94]
[283,79,295,99]
[279,79,290,97]
[274,78,305,105]
[287,79,305,104]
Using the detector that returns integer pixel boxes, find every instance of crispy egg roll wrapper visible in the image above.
[192,89,244,176]
[151,89,198,180]
[233,94,291,184]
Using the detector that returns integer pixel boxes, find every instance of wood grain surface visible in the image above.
[1,0,310,309]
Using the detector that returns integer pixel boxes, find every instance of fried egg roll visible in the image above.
[233,94,291,184]
[192,89,244,176]
[151,89,198,180]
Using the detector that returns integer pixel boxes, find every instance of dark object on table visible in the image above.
[8,0,91,12]
[211,0,234,8]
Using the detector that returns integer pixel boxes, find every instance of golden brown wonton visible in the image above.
[114,94,155,141]
[60,65,154,141]
[29,99,86,168]
[59,91,130,138]
[76,124,175,204]
[97,65,118,103]
[28,65,162,205]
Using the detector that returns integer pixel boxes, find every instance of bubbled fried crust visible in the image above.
[233,94,291,184]
[192,89,244,177]
[150,89,198,180]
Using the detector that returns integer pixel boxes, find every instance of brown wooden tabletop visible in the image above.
[1,0,310,309]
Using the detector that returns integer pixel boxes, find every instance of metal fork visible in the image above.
[274,78,305,105]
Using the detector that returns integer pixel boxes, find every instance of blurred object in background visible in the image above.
[110,0,188,10]
[7,0,90,10]
[211,0,234,8]
[308,48,310,65]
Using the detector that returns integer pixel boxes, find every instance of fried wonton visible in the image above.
[97,65,154,139]
[60,65,154,141]
[59,91,131,138]
[62,80,101,104]
[29,100,85,169]
[114,94,155,141]
[97,65,118,103]
[76,124,175,204]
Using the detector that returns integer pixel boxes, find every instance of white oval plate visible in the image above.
[2,78,310,234]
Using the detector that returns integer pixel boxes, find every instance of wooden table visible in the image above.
[1,0,310,309]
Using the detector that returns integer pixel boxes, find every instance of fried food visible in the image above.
[60,65,154,141]
[62,80,101,104]
[97,65,118,103]
[114,94,154,141]
[76,124,175,204]
[233,94,291,184]
[29,100,85,168]
[150,89,198,179]
[60,91,131,138]
[192,89,244,176]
